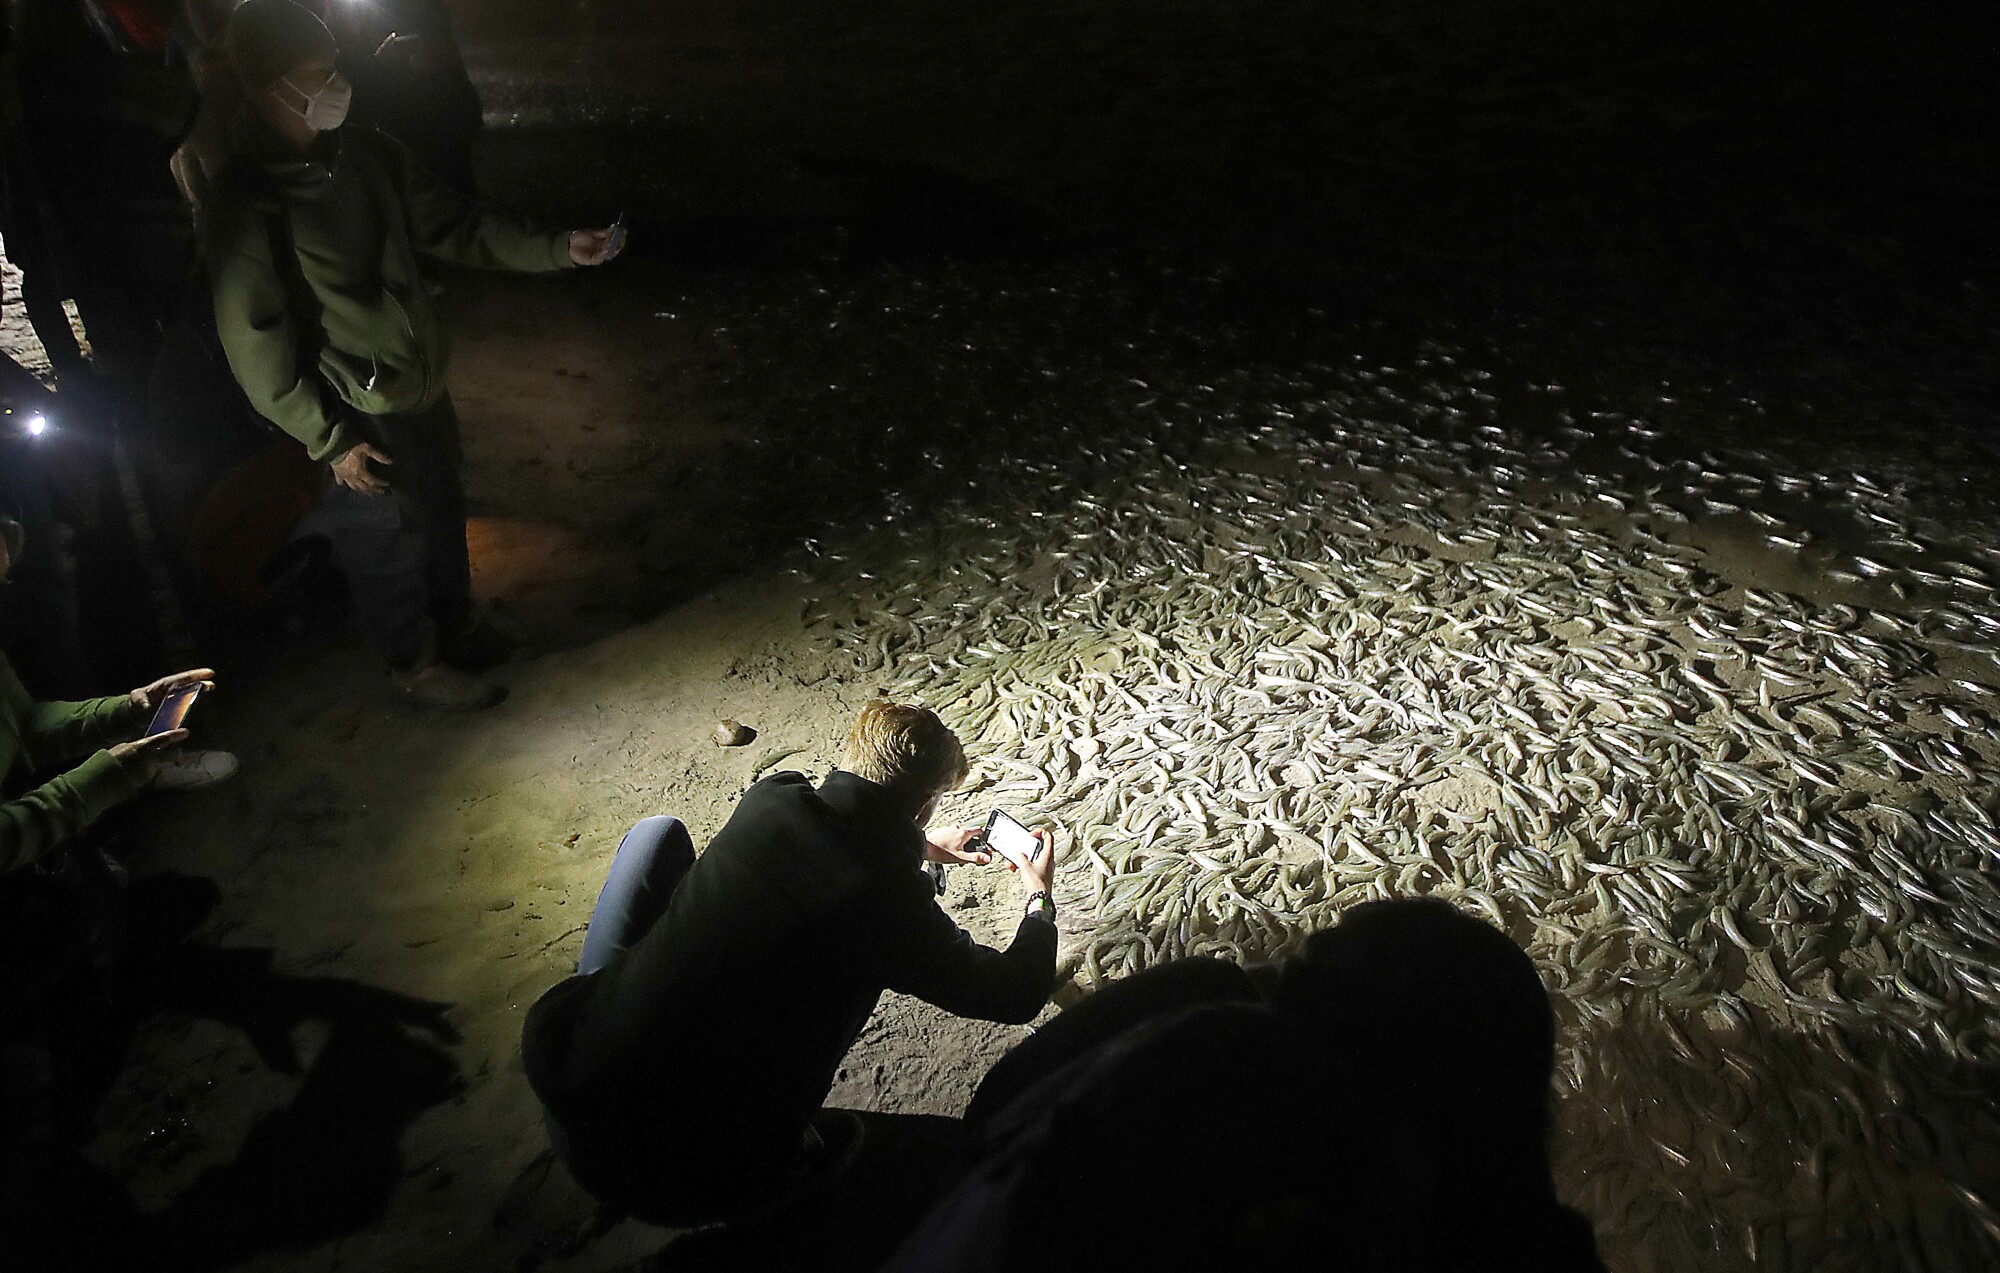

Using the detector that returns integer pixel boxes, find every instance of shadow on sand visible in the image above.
[1,872,463,1272]
[492,1109,969,1273]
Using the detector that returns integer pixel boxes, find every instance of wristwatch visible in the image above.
[1024,890,1056,922]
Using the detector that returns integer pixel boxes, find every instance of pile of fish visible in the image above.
[777,324,2000,1269]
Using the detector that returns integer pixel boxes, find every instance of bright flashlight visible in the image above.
[25,414,48,438]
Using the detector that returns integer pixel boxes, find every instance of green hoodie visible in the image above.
[1,653,147,875]
[204,125,574,462]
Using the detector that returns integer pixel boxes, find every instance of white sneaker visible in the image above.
[154,749,240,792]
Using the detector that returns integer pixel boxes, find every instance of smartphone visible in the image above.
[605,212,628,261]
[982,808,1043,867]
[147,683,202,737]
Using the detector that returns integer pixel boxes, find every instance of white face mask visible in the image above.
[280,70,352,132]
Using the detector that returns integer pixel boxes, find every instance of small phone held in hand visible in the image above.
[982,808,1042,867]
[147,683,202,737]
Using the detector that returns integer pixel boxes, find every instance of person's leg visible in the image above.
[372,395,474,637]
[365,395,533,670]
[0,148,90,382]
[299,416,502,708]
[964,956,1258,1129]
[296,479,433,670]
[576,816,696,975]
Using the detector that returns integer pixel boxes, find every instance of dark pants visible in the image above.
[540,817,707,1216]
[963,957,1260,1131]
[0,146,89,383]
[298,394,473,669]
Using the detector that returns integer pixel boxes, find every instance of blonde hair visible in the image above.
[842,701,967,804]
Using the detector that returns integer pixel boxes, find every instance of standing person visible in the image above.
[203,0,622,710]
[4,0,195,690]
[0,43,88,386]
[7,0,196,394]
[521,701,1061,1226]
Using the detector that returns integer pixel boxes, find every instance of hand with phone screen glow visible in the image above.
[129,668,215,714]
[988,817,1058,897]
[116,667,214,785]
[924,826,993,867]
[109,730,189,786]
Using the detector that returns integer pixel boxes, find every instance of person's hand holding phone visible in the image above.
[130,668,215,714]
[1015,829,1058,896]
[986,813,1058,897]
[924,826,993,867]
[110,729,188,786]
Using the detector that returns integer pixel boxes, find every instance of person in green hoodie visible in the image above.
[203,0,621,711]
[1,517,238,878]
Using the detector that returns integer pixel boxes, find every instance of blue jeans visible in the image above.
[542,816,695,1209]
[577,816,696,975]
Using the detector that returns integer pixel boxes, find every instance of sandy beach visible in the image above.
[6,2,1998,1270]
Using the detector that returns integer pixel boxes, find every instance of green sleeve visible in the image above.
[1,750,147,875]
[205,201,359,463]
[3,655,142,769]
[24,694,147,764]
[384,135,574,273]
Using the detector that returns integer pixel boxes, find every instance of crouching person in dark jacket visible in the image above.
[521,701,1060,1226]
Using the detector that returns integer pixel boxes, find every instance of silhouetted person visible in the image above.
[0,358,96,696]
[522,701,1061,1227]
[325,0,483,195]
[888,898,1606,1273]
[5,0,193,394]
[0,42,89,385]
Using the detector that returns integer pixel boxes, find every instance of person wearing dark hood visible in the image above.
[886,897,1607,1273]
[201,0,622,710]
